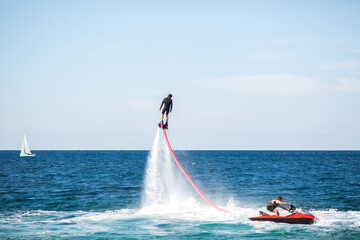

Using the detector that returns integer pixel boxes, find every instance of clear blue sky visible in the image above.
[1,0,359,150]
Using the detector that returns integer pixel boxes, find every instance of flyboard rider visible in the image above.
[159,94,173,129]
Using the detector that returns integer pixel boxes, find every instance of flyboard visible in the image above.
[159,122,230,213]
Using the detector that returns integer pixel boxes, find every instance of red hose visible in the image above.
[163,130,230,213]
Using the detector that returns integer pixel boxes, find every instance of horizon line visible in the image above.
[1,149,359,151]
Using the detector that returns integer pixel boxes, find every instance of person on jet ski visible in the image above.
[267,196,292,216]
[159,94,173,127]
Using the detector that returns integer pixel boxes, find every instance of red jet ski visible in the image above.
[249,205,316,224]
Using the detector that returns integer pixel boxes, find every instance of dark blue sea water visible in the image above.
[1,132,359,239]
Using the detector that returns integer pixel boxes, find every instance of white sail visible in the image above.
[23,135,32,154]
[20,141,26,156]
[20,135,36,157]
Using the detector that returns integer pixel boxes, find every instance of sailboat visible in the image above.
[20,135,36,157]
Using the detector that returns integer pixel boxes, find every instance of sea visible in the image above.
[1,129,359,239]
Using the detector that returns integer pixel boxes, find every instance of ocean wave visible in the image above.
[0,205,359,239]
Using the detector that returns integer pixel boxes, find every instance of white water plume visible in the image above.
[141,128,198,212]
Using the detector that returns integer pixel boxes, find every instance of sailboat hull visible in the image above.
[20,153,36,157]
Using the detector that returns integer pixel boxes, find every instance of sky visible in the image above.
[1,0,359,150]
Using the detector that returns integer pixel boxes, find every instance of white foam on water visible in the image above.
[3,207,359,225]
[1,207,360,238]
[312,209,360,228]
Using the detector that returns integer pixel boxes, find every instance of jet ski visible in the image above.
[249,205,317,224]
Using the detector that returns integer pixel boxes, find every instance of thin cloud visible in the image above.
[334,78,360,92]
[349,49,360,54]
[322,60,360,71]
[209,74,318,96]
[238,39,360,46]
[238,39,313,45]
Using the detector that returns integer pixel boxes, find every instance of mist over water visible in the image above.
[141,129,200,213]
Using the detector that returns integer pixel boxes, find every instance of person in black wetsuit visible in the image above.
[159,94,173,127]
[267,196,292,216]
